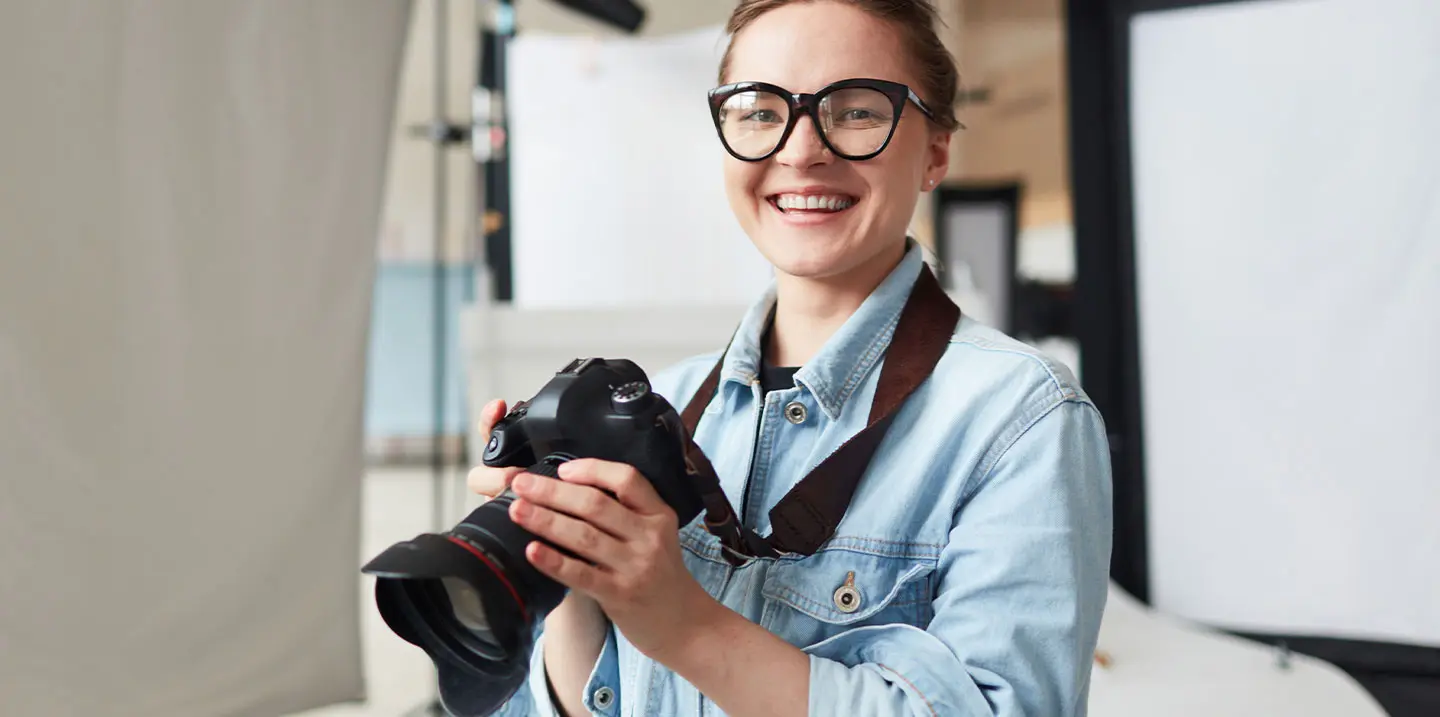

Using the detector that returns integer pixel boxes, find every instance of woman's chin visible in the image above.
[757,242,859,281]
[751,230,906,286]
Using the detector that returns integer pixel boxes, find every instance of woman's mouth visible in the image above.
[768,193,857,214]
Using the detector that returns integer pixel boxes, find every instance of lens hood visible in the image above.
[363,534,534,715]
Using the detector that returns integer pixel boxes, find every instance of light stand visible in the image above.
[400,0,470,713]
[398,0,645,712]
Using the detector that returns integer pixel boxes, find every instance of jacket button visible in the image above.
[593,686,615,709]
[833,571,862,613]
[784,401,807,424]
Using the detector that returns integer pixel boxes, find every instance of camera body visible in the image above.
[482,357,706,521]
[361,357,707,717]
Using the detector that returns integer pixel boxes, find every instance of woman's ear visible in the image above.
[923,129,952,191]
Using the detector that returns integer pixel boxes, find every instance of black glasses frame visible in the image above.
[706,77,942,162]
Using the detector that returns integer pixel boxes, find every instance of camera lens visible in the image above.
[361,484,571,716]
[441,576,501,651]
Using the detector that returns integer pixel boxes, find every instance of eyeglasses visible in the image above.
[706,78,943,162]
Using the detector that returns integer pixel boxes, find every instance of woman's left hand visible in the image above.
[506,457,718,660]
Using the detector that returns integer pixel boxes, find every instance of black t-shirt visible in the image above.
[759,362,798,394]
[759,310,799,395]
[744,314,799,512]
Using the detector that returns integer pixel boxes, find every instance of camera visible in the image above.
[360,357,709,716]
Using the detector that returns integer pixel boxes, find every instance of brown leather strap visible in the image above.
[678,359,771,562]
[679,361,723,442]
[680,265,958,559]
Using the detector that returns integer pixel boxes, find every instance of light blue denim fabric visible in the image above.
[493,242,1113,716]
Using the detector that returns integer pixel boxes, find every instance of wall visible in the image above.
[943,0,1075,283]
[949,0,1071,230]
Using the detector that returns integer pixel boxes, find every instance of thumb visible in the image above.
[476,398,509,437]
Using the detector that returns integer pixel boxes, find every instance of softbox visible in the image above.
[1069,0,1440,713]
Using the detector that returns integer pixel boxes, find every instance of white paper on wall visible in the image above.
[1130,0,1440,646]
[506,26,775,308]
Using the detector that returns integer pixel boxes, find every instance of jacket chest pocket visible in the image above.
[759,548,936,649]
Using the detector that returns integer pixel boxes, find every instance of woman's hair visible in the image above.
[717,0,962,132]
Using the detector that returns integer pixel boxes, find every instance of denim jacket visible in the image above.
[495,242,1114,716]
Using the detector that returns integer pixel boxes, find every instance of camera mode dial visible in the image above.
[611,381,653,415]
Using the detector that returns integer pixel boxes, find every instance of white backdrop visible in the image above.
[1131,0,1440,646]
[507,26,775,308]
[0,2,410,715]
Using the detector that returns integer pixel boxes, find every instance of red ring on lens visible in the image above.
[445,535,529,620]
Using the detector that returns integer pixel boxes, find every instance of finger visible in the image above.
[525,541,607,596]
[556,458,668,516]
[510,472,634,539]
[467,464,524,499]
[475,398,509,437]
[509,499,625,568]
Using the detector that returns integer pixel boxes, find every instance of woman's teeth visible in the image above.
[773,194,855,212]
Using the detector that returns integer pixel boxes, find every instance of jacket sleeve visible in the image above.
[805,397,1114,716]
[491,623,623,717]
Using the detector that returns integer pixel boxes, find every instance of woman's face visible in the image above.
[719,1,951,286]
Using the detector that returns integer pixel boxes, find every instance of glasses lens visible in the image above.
[819,88,896,157]
[441,576,501,650]
[717,89,790,159]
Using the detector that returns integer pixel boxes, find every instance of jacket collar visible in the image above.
[719,240,929,420]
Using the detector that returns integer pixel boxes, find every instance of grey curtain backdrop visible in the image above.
[0,2,411,715]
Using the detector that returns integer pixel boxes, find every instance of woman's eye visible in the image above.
[742,109,783,124]
[840,108,881,122]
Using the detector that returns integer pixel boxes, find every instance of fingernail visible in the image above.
[512,473,533,492]
[556,461,574,478]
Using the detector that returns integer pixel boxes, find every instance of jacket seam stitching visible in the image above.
[960,395,1077,505]
[874,662,939,717]
[831,310,902,414]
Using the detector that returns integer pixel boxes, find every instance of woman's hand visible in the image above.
[507,457,719,660]
[465,399,525,500]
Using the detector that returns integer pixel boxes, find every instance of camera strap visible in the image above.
[679,264,959,564]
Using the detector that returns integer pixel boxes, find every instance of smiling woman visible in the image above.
[473,2,1114,716]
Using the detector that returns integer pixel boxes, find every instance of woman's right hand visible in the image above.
[466,399,526,501]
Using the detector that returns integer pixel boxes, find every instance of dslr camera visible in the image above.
[361,357,709,716]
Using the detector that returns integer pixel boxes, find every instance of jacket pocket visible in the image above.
[760,547,936,649]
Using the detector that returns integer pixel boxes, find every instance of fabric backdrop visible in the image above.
[0,2,410,715]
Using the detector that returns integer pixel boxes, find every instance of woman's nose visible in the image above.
[774,114,832,168]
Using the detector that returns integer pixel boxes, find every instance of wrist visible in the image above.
[541,590,610,716]
[644,584,732,670]
[547,590,607,642]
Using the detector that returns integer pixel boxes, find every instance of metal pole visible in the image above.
[431,0,450,533]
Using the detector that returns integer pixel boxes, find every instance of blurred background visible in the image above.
[1,0,1435,716]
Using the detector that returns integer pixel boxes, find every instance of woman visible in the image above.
[472,1,1113,715]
